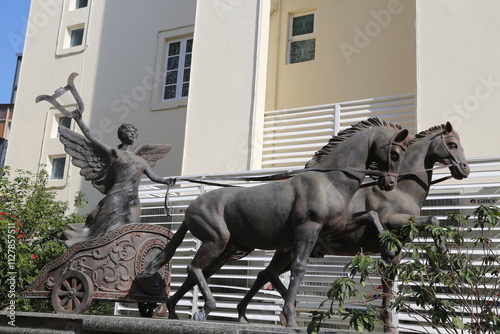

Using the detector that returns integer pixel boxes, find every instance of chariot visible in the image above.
[21,223,172,317]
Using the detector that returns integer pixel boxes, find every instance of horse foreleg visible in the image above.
[352,211,396,260]
[237,249,292,324]
[283,223,322,327]
[384,214,438,231]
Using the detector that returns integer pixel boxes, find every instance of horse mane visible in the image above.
[305,117,402,168]
[408,124,448,147]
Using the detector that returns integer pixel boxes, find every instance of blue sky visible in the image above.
[0,1,31,103]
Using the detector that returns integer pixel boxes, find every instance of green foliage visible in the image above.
[308,205,500,334]
[0,166,86,312]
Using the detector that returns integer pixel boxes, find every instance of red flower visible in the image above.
[31,254,37,260]
[0,212,7,216]
[17,232,26,239]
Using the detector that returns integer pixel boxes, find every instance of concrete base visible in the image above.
[0,312,360,334]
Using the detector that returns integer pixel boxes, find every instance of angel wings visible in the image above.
[58,125,171,194]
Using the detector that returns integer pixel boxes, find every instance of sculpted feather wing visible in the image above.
[58,126,111,193]
[133,143,172,167]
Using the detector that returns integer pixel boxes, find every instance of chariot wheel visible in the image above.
[51,270,93,314]
[138,302,167,317]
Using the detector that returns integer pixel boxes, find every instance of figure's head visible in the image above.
[117,123,138,144]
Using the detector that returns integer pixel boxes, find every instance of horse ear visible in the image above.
[445,121,453,133]
[394,129,409,144]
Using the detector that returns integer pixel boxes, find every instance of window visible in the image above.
[56,116,71,137]
[150,26,194,111]
[69,27,84,47]
[74,0,88,9]
[50,156,66,180]
[288,12,316,64]
[163,37,193,100]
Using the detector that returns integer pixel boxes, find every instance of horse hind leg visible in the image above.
[167,247,248,320]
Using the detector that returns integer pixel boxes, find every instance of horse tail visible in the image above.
[143,222,189,275]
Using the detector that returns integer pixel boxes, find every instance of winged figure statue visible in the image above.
[36,73,175,247]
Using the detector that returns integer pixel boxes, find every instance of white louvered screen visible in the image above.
[262,94,416,169]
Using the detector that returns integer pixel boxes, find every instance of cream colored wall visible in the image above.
[416,0,500,159]
[6,0,196,211]
[266,0,416,110]
[182,0,270,174]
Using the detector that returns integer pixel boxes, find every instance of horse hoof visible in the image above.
[193,310,206,321]
[168,313,179,320]
[238,316,249,324]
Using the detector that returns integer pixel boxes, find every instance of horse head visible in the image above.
[370,126,410,191]
[426,121,470,180]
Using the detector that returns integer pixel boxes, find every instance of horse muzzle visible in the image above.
[450,162,470,180]
[378,175,397,191]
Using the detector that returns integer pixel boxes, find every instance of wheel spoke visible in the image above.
[67,298,73,311]
[60,296,69,306]
[63,280,71,291]
[58,291,68,297]
[75,283,83,291]
[75,292,84,298]
[74,297,81,308]
[71,278,78,289]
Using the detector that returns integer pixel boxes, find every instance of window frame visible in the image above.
[150,26,194,111]
[49,156,67,180]
[56,0,91,56]
[69,26,85,48]
[287,11,316,64]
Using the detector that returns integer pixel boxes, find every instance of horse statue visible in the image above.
[139,118,410,327]
[236,121,470,332]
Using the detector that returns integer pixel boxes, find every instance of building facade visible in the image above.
[6,0,500,206]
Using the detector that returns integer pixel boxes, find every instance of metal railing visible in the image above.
[115,156,500,332]
[261,94,416,169]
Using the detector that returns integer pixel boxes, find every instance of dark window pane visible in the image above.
[167,56,179,70]
[183,69,190,82]
[59,117,71,128]
[75,0,88,9]
[168,42,181,56]
[165,70,178,85]
[292,14,314,36]
[51,157,66,179]
[290,39,315,63]
[184,54,192,68]
[186,39,193,53]
[164,85,177,100]
[57,117,71,137]
[70,28,84,47]
[182,83,189,97]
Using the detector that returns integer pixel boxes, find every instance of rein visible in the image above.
[177,162,458,188]
[177,166,398,188]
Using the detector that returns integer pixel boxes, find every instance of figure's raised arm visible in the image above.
[73,115,110,153]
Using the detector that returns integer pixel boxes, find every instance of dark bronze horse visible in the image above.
[141,118,409,326]
[236,122,470,331]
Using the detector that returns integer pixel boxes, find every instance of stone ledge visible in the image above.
[0,312,362,334]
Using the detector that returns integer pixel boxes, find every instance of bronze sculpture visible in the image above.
[36,73,175,246]
[235,122,470,332]
[140,118,410,327]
